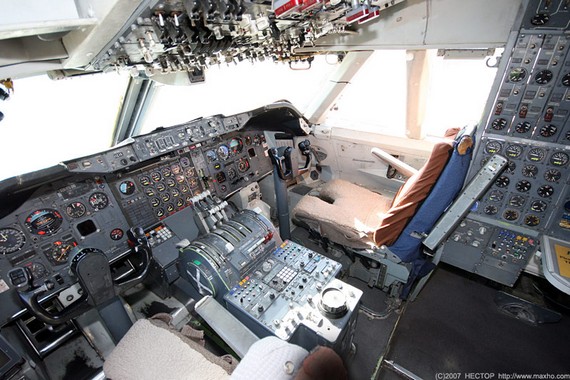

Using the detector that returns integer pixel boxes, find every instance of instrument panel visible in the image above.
[0,108,277,326]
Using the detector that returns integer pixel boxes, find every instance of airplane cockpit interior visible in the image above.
[1,0,570,378]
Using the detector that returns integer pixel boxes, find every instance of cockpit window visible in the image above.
[0,72,129,180]
[324,49,500,138]
[138,55,339,134]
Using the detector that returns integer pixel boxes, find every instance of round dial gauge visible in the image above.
[514,121,532,134]
[156,183,167,192]
[150,198,161,207]
[171,164,181,174]
[180,184,189,194]
[509,195,526,207]
[530,13,549,26]
[25,209,63,236]
[484,205,498,215]
[139,176,152,186]
[495,176,510,188]
[227,167,237,180]
[88,192,109,211]
[540,125,557,138]
[491,118,508,130]
[488,190,504,202]
[537,185,554,198]
[503,209,519,221]
[66,202,86,218]
[509,67,527,82]
[0,228,26,254]
[171,188,180,198]
[561,73,570,87]
[176,198,185,208]
[188,177,199,189]
[156,208,165,218]
[166,204,175,213]
[175,174,185,184]
[144,187,156,197]
[180,157,191,167]
[238,158,250,173]
[526,147,545,162]
[162,167,172,178]
[505,144,523,158]
[485,140,502,154]
[151,171,162,182]
[522,164,538,178]
[524,215,540,227]
[48,240,77,265]
[25,262,47,280]
[515,180,531,192]
[549,152,569,167]
[506,161,517,174]
[119,180,136,195]
[166,178,176,188]
[110,228,124,241]
[544,168,561,182]
[534,69,553,85]
[217,145,230,160]
[530,200,547,212]
[206,150,218,162]
[229,138,244,154]
[185,167,196,177]
[215,172,227,183]
[161,193,171,203]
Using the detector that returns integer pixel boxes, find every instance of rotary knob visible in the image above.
[318,287,348,318]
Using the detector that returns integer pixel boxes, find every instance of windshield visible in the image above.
[0,72,129,180]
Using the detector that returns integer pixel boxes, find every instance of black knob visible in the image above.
[269,293,275,300]
[257,305,264,312]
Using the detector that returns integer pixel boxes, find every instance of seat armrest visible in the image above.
[371,147,418,178]
[195,296,260,358]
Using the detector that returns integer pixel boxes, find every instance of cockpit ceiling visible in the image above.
[0,0,522,80]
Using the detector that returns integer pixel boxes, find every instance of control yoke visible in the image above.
[12,227,151,325]
[268,140,312,180]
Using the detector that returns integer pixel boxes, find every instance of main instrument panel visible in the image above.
[0,105,284,326]
[442,0,570,285]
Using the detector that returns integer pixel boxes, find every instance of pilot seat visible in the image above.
[291,127,475,299]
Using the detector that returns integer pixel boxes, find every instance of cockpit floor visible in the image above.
[380,264,570,378]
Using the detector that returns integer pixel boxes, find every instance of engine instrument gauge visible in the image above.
[156,183,167,192]
[544,169,561,182]
[488,190,504,202]
[171,188,180,198]
[505,144,523,158]
[156,208,165,218]
[229,138,244,154]
[161,193,171,202]
[119,180,136,195]
[503,209,519,221]
[549,152,569,167]
[530,13,549,26]
[562,73,570,87]
[25,209,63,236]
[175,174,185,184]
[166,178,176,188]
[514,121,532,134]
[217,145,230,160]
[485,140,502,154]
[509,195,526,207]
[237,158,250,172]
[66,202,86,218]
[139,176,152,186]
[188,177,199,189]
[515,180,531,192]
[0,227,26,254]
[524,215,540,227]
[539,124,557,138]
[495,176,510,188]
[180,157,191,167]
[526,147,545,162]
[48,240,77,265]
[166,204,175,213]
[151,171,162,182]
[530,200,547,212]
[534,69,553,84]
[484,205,498,215]
[491,118,508,130]
[144,188,156,197]
[150,198,161,207]
[180,184,190,194]
[162,167,172,177]
[88,192,109,211]
[506,161,516,174]
[216,172,227,183]
[25,262,47,280]
[171,164,181,174]
[537,185,554,198]
[509,67,527,82]
[522,164,538,178]
[176,198,185,208]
